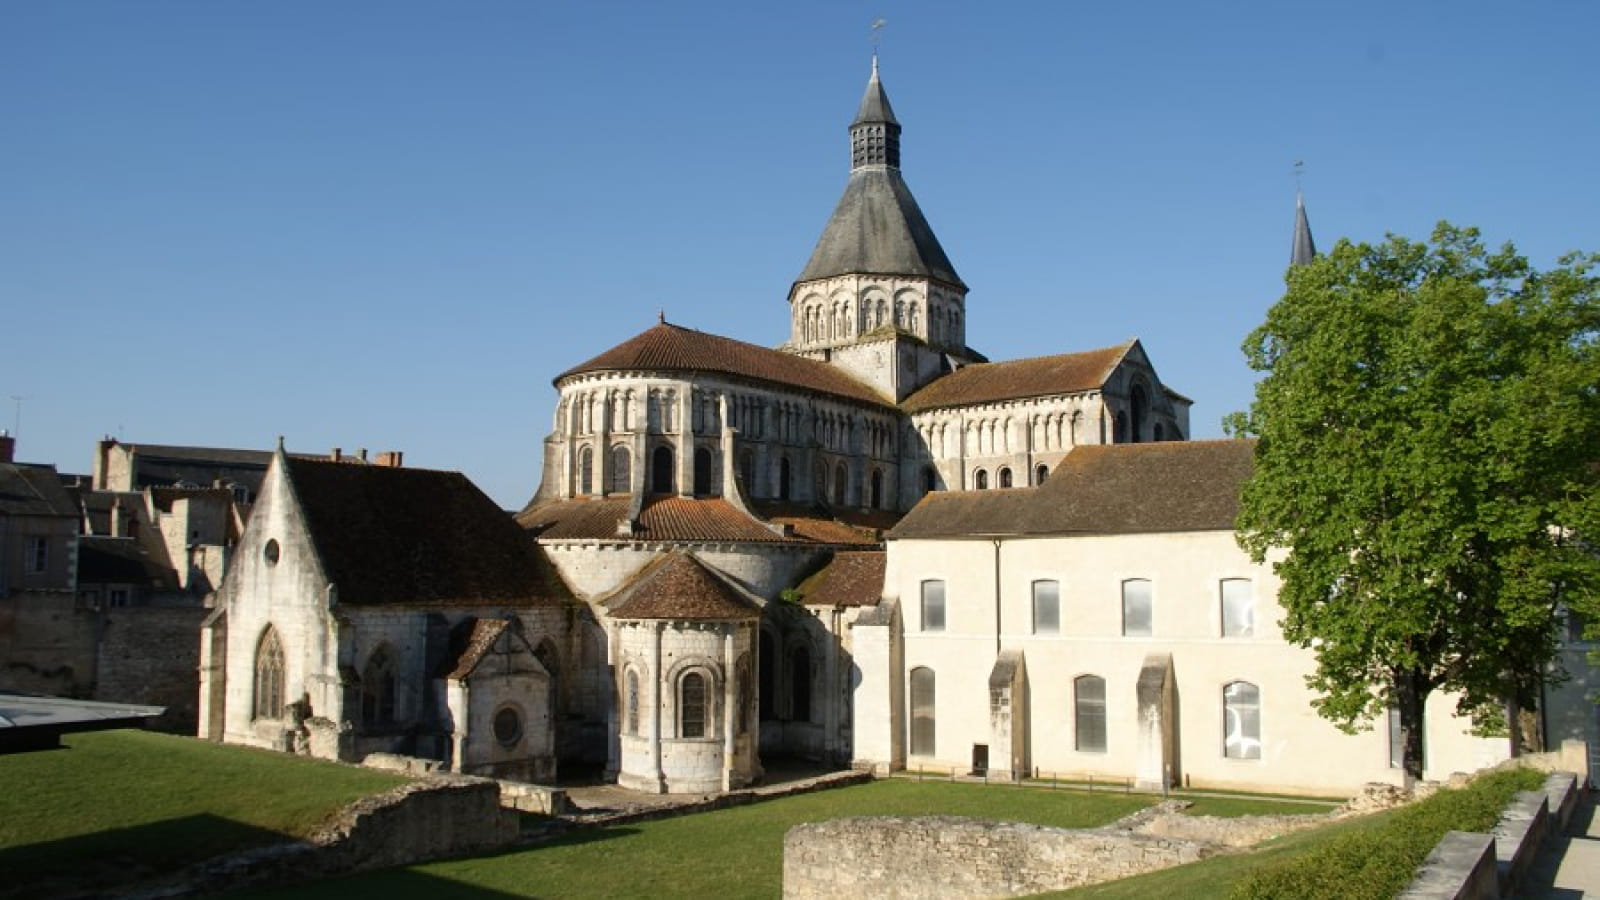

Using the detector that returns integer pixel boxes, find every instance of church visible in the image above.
[199,61,1546,795]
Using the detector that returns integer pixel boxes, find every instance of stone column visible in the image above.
[597,389,612,495]
[604,623,621,780]
[722,625,736,791]
[677,389,694,496]
[649,622,665,792]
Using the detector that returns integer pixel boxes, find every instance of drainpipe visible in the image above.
[992,538,1003,655]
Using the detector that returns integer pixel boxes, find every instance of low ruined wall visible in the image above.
[783,816,1210,900]
[95,607,207,733]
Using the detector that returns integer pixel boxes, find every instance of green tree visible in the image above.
[1235,223,1600,782]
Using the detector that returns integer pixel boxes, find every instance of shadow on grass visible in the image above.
[0,813,291,900]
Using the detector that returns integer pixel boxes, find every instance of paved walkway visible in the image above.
[1523,789,1599,899]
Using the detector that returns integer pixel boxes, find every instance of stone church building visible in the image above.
[201,62,1579,794]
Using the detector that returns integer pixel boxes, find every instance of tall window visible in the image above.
[833,462,847,505]
[626,669,640,735]
[998,467,1013,488]
[253,626,285,720]
[1036,463,1049,485]
[652,446,675,493]
[910,667,936,756]
[870,469,883,509]
[1223,681,1261,759]
[1220,578,1254,637]
[578,446,594,494]
[923,466,938,494]
[974,469,989,490]
[1074,675,1107,752]
[680,672,707,738]
[693,447,713,495]
[921,580,946,632]
[25,537,47,573]
[778,457,792,500]
[611,445,631,493]
[1121,579,1153,636]
[1032,580,1060,634]
[361,645,396,726]
[759,630,775,720]
[740,450,755,494]
[790,646,811,722]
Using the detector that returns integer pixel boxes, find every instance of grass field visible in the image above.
[0,729,406,899]
[239,780,1334,900]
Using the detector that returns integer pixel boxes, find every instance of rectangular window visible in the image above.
[1121,579,1152,637]
[921,580,946,632]
[26,537,47,574]
[1032,580,1060,634]
[1221,578,1254,637]
[1074,675,1107,752]
[1223,681,1261,760]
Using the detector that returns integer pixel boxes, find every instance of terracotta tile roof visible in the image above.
[606,552,761,620]
[899,343,1131,413]
[521,495,789,543]
[887,439,1256,539]
[555,321,892,408]
[774,517,881,545]
[284,457,570,606]
[792,551,885,607]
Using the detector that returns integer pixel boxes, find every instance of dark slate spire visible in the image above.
[1290,192,1317,267]
[794,60,964,290]
[850,56,900,169]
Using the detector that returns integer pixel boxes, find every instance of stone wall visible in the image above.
[783,815,1210,900]
[95,607,207,732]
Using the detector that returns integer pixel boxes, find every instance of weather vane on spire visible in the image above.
[871,17,886,61]
[1293,159,1306,194]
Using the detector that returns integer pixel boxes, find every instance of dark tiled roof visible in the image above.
[0,464,78,517]
[607,552,760,620]
[284,457,568,606]
[445,617,513,679]
[794,167,964,289]
[792,551,885,607]
[900,343,1131,413]
[887,440,1256,539]
[521,495,789,543]
[556,322,890,407]
[77,537,175,587]
[115,443,274,466]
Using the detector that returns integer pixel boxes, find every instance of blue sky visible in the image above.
[5,1,1597,507]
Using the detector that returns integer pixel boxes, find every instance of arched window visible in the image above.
[739,449,755,495]
[870,469,883,509]
[578,446,593,494]
[1074,675,1107,752]
[652,446,675,493]
[833,462,847,506]
[1154,423,1165,442]
[1032,580,1059,634]
[1035,463,1049,485]
[1223,681,1262,759]
[253,626,285,720]
[910,667,936,756]
[1122,578,1153,636]
[1221,578,1254,637]
[1130,385,1148,443]
[625,669,640,735]
[998,467,1013,488]
[920,579,946,632]
[759,630,776,720]
[778,457,792,500]
[680,672,708,738]
[610,445,631,493]
[790,646,811,722]
[813,460,827,502]
[974,469,989,490]
[1114,411,1128,444]
[361,645,397,727]
[923,466,938,493]
[693,447,713,495]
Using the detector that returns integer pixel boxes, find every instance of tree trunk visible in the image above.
[1395,670,1429,786]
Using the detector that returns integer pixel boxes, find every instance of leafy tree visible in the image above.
[1235,223,1600,782]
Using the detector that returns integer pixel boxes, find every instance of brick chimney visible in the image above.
[0,430,13,463]
[374,451,404,468]
[330,447,342,462]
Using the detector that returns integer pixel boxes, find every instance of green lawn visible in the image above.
[239,781,1333,900]
[0,729,406,899]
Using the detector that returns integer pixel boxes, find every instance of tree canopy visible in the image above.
[1235,223,1600,780]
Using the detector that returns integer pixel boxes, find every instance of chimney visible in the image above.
[330,447,342,462]
[358,448,368,463]
[375,451,404,468]
[0,430,13,464]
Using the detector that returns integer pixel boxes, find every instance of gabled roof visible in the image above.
[283,457,568,606]
[521,495,790,543]
[888,440,1256,539]
[555,321,891,407]
[793,167,964,289]
[444,617,539,680]
[791,550,884,607]
[0,464,78,518]
[109,442,273,466]
[606,552,761,620]
[899,343,1132,413]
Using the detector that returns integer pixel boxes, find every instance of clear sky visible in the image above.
[5,1,1597,508]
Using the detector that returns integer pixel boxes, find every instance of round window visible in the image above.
[263,539,281,566]
[493,707,522,747]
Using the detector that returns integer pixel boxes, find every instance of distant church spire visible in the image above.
[1290,190,1317,267]
[850,56,900,169]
